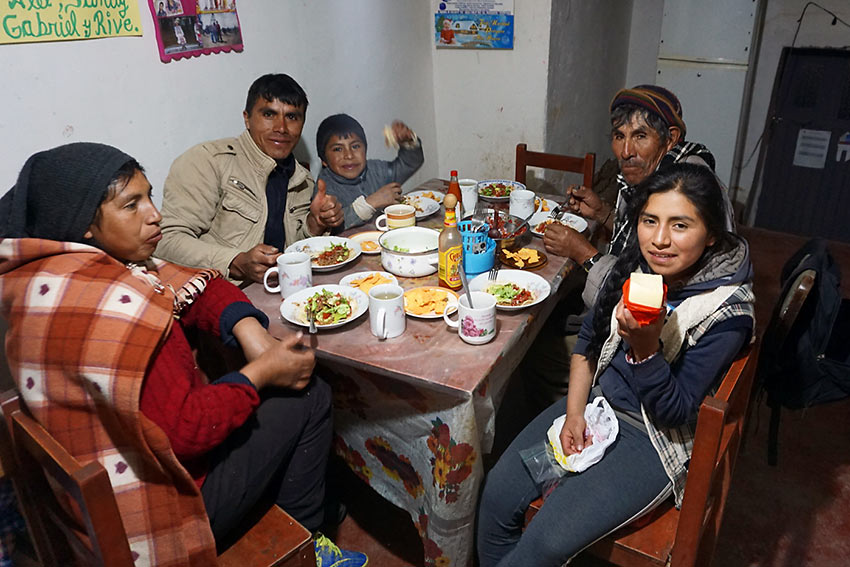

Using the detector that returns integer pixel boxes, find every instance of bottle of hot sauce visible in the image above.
[439,193,463,290]
[447,170,462,204]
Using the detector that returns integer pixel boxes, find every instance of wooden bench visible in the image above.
[0,390,314,567]
[525,342,759,567]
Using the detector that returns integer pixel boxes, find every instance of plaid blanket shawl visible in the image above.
[0,238,219,566]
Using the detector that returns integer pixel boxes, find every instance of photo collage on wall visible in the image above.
[149,0,243,63]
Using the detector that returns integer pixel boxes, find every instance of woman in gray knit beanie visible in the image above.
[0,142,134,242]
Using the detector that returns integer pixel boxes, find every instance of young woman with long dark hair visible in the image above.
[477,163,754,566]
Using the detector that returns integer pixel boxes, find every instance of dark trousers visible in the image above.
[201,377,332,543]
[477,397,671,566]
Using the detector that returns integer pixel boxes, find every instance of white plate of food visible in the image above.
[534,196,559,214]
[477,179,526,202]
[402,195,440,219]
[528,211,589,237]
[469,269,551,310]
[404,189,445,205]
[284,236,361,272]
[349,230,383,254]
[403,286,459,319]
[280,285,368,330]
[339,271,399,294]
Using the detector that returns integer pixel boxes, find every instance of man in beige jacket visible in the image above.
[156,74,343,284]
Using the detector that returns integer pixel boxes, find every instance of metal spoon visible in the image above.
[459,264,474,309]
[506,208,537,239]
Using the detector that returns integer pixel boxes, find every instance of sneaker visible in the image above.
[313,533,368,567]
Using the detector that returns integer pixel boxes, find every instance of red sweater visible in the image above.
[140,278,262,486]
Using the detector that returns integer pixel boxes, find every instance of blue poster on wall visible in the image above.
[434,1,514,49]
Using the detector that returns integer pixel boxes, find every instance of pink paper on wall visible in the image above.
[148,0,243,63]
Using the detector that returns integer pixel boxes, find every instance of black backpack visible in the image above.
[761,238,850,463]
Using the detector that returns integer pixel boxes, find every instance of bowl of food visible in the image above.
[378,226,440,277]
[476,179,526,202]
[466,207,530,251]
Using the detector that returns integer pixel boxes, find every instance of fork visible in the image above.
[488,258,501,281]
[307,309,317,334]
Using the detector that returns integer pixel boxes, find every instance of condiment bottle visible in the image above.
[447,170,462,204]
[439,193,463,290]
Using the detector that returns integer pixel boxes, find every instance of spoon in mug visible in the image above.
[459,264,474,309]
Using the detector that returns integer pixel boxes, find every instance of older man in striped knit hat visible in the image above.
[543,84,731,270]
[525,84,734,410]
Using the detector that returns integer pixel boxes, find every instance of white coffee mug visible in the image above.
[368,283,406,339]
[443,291,497,345]
[375,204,416,231]
[459,178,478,218]
[263,252,312,298]
[509,189,536,219]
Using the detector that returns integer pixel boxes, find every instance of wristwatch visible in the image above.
[582,252,603,273]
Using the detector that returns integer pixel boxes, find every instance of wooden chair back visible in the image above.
[515,143,595,189]
[764,270,816,465]
[0,390,314,567]
[768,270,816,350]
[0,390,134,566]
[526,341,759,567]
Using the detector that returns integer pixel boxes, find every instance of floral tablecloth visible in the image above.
[327,364,492,567]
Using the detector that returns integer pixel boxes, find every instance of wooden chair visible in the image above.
[525,341,759,567]
[0,390,315,567]
[515,143,596,189]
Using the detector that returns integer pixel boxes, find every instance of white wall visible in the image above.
[545,0,633,189]
[738,0,850,218]
[431,0,552,182]
[0,1,438,204]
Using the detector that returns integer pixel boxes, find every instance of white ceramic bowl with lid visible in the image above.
[378,226,440,277]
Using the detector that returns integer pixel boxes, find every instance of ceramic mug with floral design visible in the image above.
[443,291,496,345]
[263,252,312,298]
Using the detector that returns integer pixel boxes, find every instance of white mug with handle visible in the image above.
[375,204,416,231]
[509,189,536,219]
[443,291,497,345]
[459,178,478,218]
[263,252,312,298]
[368,283,406,339]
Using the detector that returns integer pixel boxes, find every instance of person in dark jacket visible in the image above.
[477,163,755,567]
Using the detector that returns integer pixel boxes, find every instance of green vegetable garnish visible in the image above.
[486,283,521,302]
[305,289,353,325]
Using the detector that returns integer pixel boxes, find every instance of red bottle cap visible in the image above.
[450,170,458,177]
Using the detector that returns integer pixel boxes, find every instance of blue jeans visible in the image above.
[477,397,671,566]
[202,377,332,545]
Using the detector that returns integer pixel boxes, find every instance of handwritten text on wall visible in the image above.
[1,0,143,44]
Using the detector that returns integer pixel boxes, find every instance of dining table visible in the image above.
[243,178,585,567]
